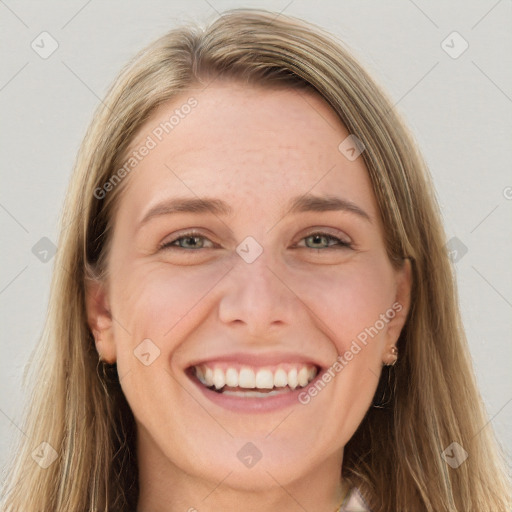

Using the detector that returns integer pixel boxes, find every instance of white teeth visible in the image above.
[255,369,274,389]
[195,365,205,384]
[223,388,291,397]
[298,367,309,387]
[204,367,214,387]
[273,368,288,388]
[194,363,318,392]
[287,368,298,389]
[238,368,256,388]
[225,367,238,387]
[213,368,225,390]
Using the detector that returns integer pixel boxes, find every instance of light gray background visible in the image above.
[1,0,511,475]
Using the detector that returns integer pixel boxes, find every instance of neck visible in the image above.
[136,431,346,512]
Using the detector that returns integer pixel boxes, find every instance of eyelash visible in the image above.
[158,230,352,252]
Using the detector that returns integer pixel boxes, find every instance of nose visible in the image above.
[217,251,299,339]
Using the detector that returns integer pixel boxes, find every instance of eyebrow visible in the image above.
[139,193,372,226]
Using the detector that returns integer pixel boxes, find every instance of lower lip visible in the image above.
[188,370,323,413]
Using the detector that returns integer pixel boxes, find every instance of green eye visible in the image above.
[300,233,352,250]
[173,235,204,249]
[160,232,212,250]
[159,231,352,251]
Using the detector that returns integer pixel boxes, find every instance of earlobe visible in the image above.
[85,278,117,364]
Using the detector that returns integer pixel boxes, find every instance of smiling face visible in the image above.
[86,81,411,506]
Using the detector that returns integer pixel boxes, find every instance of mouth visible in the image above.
[186,361,322,411]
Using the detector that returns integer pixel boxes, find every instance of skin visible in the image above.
[86,81,412,512]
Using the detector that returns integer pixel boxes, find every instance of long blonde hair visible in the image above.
[2,8,510,511]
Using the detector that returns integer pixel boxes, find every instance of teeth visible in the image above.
[193,363,318,392]
[298,367,309,387]
[223,388,291,397]
[273,368,288,387]
[287,368,298,389]
[204,367,214,387]
[255,369,274,389]
[213,368,225,390]
[225,368,238,387]
[239,368,256,388]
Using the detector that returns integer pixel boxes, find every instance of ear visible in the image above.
[383,258,413,350]
[85,278,117,364]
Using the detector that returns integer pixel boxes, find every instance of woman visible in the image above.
[2,8,510,512]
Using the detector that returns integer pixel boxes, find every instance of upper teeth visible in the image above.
[194,364,318,390]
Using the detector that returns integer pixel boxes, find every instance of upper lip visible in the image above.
[186,351,327,370]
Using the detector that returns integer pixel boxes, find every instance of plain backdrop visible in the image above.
[1,0,511,475]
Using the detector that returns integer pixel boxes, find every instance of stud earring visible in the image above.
[389,345,398,366]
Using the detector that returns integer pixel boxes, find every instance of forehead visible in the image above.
[118,83,380,224]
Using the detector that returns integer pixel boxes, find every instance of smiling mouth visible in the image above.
[189,363,319,397]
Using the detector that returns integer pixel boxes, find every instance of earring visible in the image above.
[372,346,398,408]
[389,345,398,366]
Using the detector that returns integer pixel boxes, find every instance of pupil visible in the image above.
[184,236,200,248]
[311,235,325,247]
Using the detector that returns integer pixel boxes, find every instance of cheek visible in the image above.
[112,261,228,336]
[293,257,395,352]
[108,263,231,423]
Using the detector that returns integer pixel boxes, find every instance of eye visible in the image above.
[297,232,352,250]
[159,230,215,251]
[158,230,352,252]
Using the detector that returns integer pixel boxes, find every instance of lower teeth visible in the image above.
[220,388,291,397]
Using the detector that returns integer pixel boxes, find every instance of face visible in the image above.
[87,82,411,494]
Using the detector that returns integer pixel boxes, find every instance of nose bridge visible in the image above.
[218,249,294,333]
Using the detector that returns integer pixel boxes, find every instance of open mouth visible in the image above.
[188,363,319,398]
